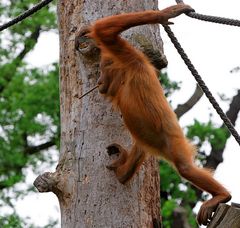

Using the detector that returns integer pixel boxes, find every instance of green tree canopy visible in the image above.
[0,1,59,226]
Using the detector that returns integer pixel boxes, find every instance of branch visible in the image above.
[0,26,41,94]
[0,137,56,191]
[34,151,74,205]
[17,26,41,60]
[33,172,58,193]
[24,138,56,155]
[205,89,240,169]
[175,84,203,118]
[224,89,240,127]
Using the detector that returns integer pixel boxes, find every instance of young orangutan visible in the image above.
[76,3,231,225]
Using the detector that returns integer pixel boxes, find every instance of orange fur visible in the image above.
[80,4,231,225]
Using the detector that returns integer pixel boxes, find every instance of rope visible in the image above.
[1,0,240,145]
[163,24,240,146]
[175,0,240,27]
[0,0,54,32]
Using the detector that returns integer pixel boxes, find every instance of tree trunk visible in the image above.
[34,0,167,227]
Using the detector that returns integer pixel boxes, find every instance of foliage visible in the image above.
[187,120,229,150]
[159,71,181,97]
[159,66,199,227]
[160,161,198,228]
[158,98,229,227]
[159,74,230,227]
[0,213,58,228]
[0,0,59,226]
[0,65,59,188]
[0,0,235,227]
[0,213,25,228]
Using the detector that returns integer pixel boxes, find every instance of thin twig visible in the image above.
[78,85,99,100]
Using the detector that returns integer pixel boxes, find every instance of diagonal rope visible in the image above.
[175,0,240,27]
[1,0,239,145]
[0,0,54,32]
[163,24,240,146]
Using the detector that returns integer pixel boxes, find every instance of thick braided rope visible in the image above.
[175,0,240,27]
[0,0,54,32]
[187,12,240,27]
[163,25,240,146]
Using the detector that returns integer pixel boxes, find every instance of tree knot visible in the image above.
[33,172,58,193]
[75,25,100,58]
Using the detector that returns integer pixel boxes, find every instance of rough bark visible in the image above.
[207,203,240,228]
[35,0,167,227]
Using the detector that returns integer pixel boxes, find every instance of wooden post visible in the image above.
[207,203,240,228]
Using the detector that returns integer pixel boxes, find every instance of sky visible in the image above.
[14,0,240,227]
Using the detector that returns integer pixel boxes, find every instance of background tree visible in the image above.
[0,0,59,226]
